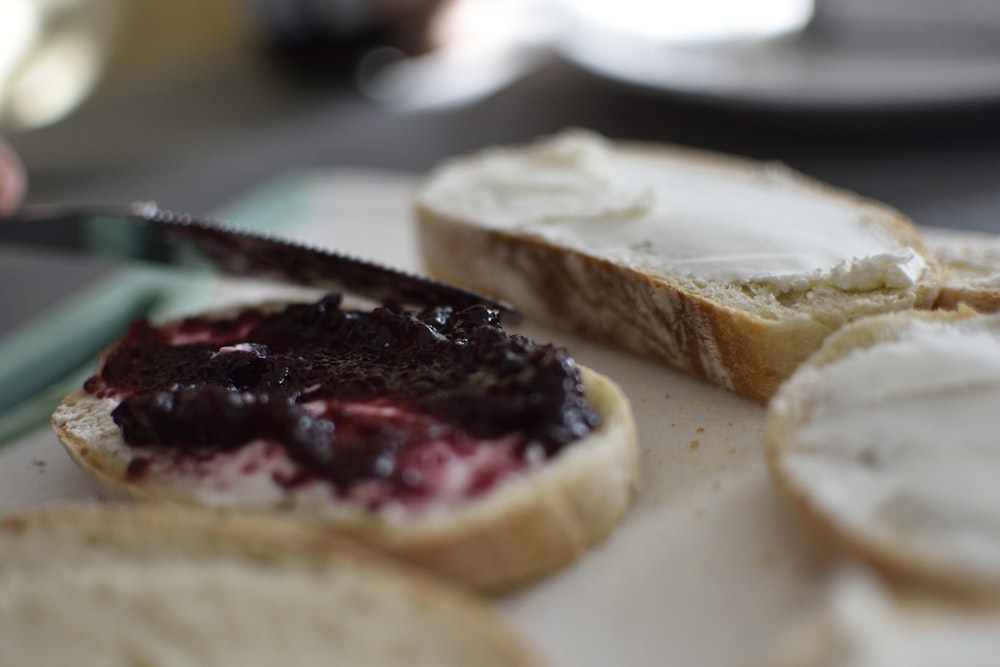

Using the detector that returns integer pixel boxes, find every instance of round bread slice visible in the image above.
[765,308,1000,600]
[415,129,941,403]
[0,504,538,667]
[51,304,638,593]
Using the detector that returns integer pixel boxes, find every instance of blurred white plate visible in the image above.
[557,0,1000,112]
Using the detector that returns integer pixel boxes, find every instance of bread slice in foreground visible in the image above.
[52,300,639,593]
[765,308,1000,600]
[415,129,940,402]
[757,568,1000,667]
[0,504,538,667]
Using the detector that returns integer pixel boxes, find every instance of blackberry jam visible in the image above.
[86,295,599,506]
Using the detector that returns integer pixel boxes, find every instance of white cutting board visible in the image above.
[4,169,958,667]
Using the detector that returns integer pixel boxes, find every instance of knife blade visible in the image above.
[0,202,521,323]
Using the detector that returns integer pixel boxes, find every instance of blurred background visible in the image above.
[4,0,1000,214]
[3,0,1000,353]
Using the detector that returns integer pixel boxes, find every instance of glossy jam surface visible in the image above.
[85,295,599,507]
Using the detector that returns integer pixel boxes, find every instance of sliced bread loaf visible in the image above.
[415,130,941,402]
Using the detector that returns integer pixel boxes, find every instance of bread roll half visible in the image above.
[765,309,1000,600]
[52,301,639,592]
[415,129,940,402]
[0,505,538,667]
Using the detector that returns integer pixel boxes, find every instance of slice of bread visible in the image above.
[925,229,1000,313]
[51,303,639,593]
[758,568,1000,667]
[765,308,1000,600]
[0,505,539,667]
[415,129,941,402]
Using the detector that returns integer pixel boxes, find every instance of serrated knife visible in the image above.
[0,202,520,323]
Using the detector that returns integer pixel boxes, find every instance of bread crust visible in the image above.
[53,366,638,593]
[0,504,539,666]
[415,137,940,403]
[764,309,1000,603]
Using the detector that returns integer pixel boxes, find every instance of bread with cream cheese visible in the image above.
[415,130,941,402]
[51,304,639,593]
[765,308,1000,600]
[0,504,539,667]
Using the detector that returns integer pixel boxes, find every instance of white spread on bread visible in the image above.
[418,129,927,293]
[775,315,1000,578]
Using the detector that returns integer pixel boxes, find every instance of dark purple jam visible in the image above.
[87,295,599,503]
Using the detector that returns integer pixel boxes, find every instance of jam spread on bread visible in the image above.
[84,295,598,507]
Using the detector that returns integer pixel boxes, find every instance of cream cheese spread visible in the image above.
[419,129,927,293]
[777,314,1000,579]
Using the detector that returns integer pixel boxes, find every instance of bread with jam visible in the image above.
[51,295,639,592]
[0,504,539,666]
[415,129,941,403]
